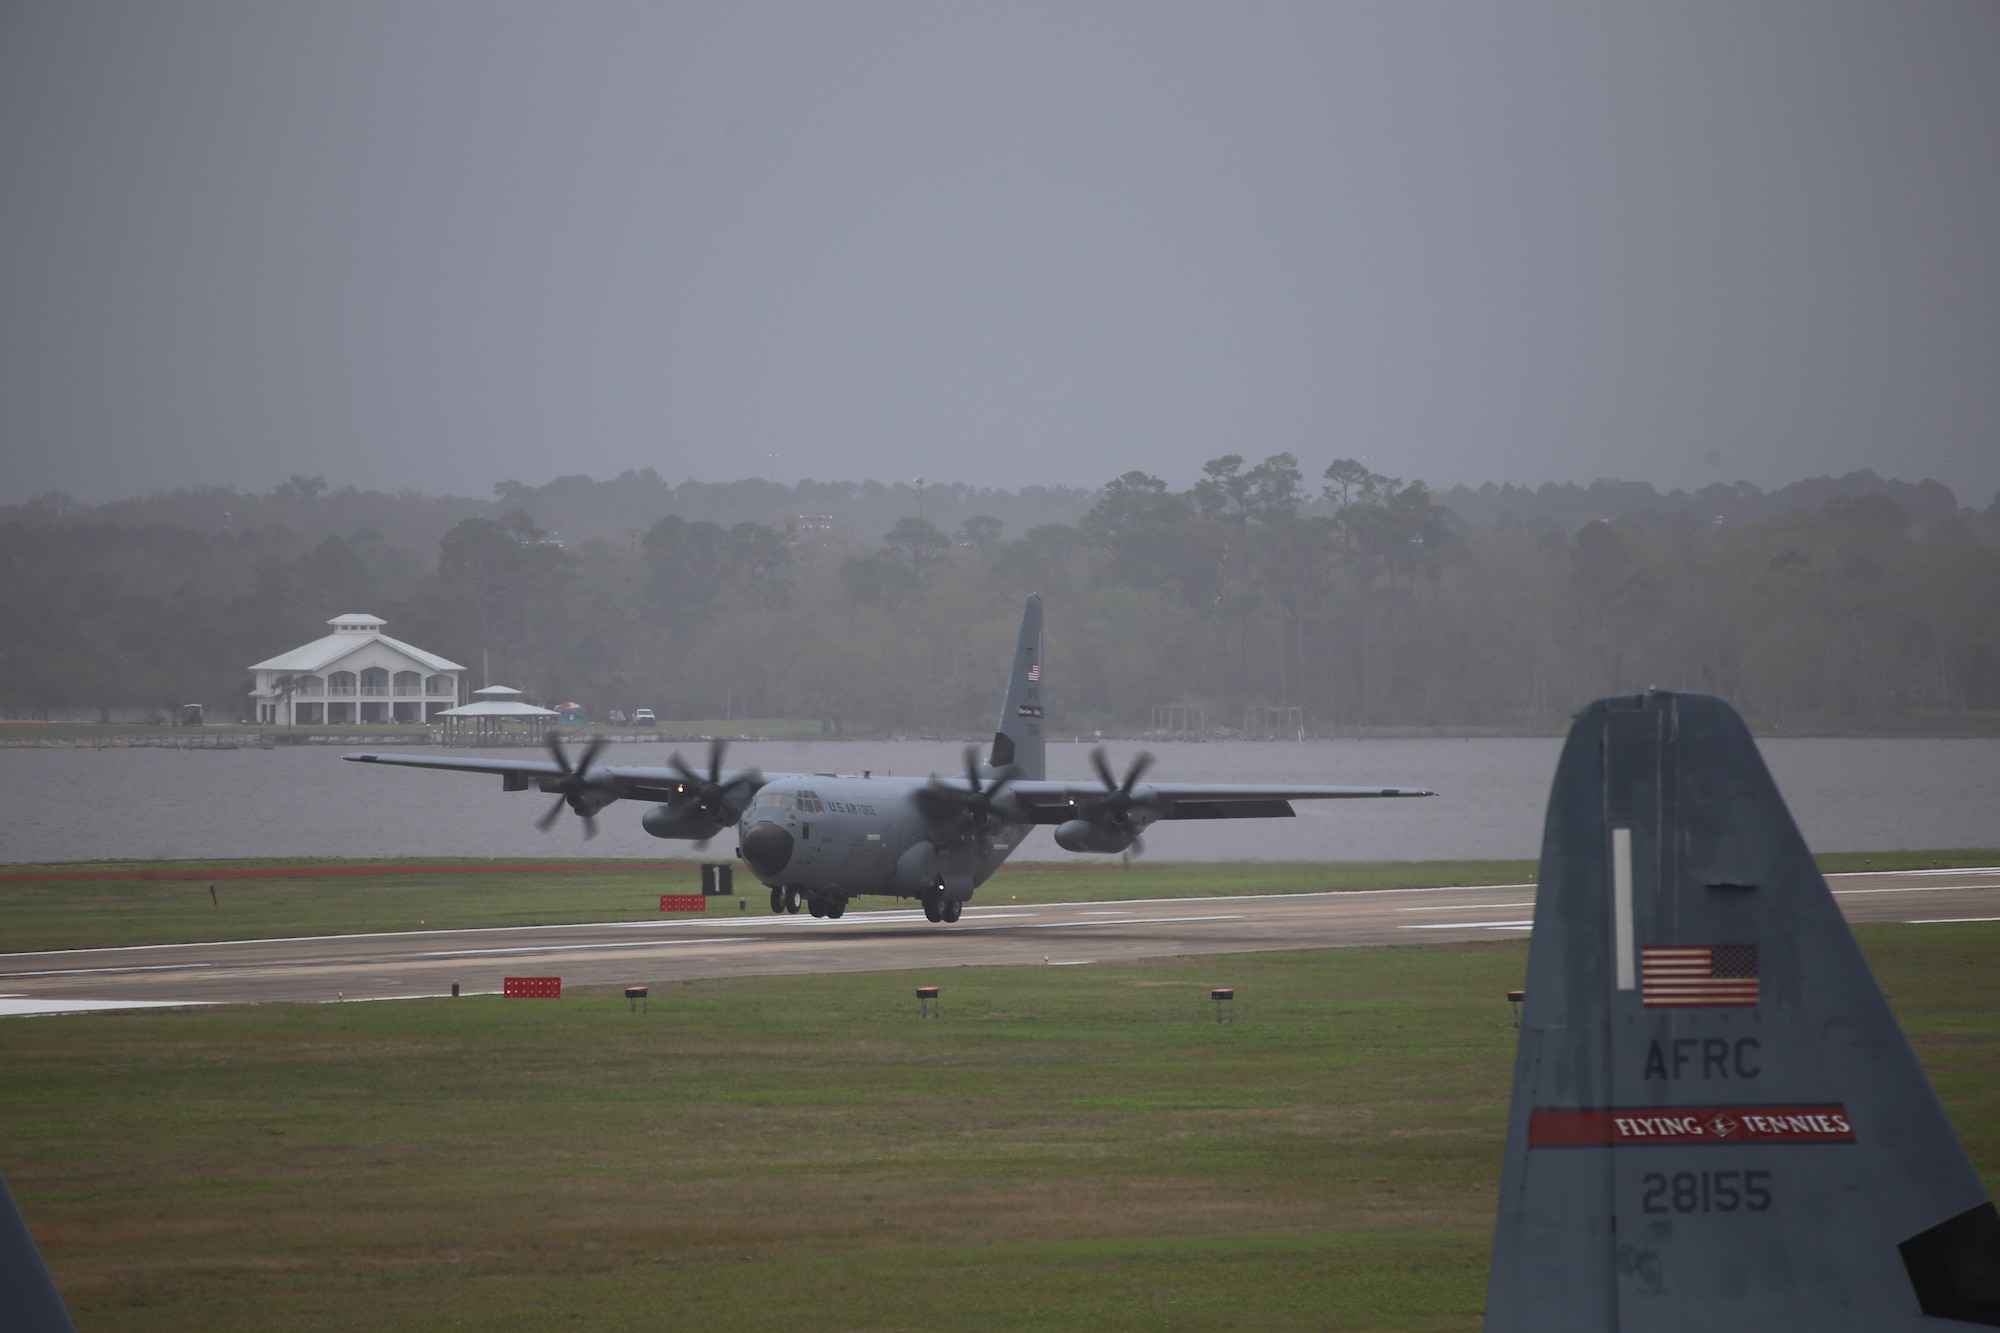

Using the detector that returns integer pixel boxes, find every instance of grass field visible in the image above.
[2,850,1995,955]
[2,923,1996,1331]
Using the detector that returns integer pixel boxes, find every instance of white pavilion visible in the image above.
[435,685,558,744]
[249,614,466,725]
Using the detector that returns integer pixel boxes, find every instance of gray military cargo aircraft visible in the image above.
[347,594,1434,922]
[1487,690,2000,1329]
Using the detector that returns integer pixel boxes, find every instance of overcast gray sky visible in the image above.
[4,2,1996,506]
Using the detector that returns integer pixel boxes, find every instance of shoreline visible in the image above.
[5,718,1999,746]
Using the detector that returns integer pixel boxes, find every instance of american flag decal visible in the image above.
[1642,944,1759,1007]
[1026,663,1040,682]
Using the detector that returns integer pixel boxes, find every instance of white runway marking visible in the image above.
[1832,885,2000,896]
[1400,920,1535,930]
[421,938,755,959]
[0,963,212,979]
[1912,917,2000,924]
[0,997,214,1017]
[1828,867,2000,879]
[993,914,1248,931]
[1397,902,1536,912]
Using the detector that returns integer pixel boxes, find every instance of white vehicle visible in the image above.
[632,709,656,726]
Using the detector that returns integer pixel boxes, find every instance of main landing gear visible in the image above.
[919,887,962,924]
[770,885,844,918]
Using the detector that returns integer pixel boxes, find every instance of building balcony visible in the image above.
[359,686,389,697]
[327,686,358,696]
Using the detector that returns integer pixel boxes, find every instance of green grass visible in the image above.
[3,924,1995,1330]
[3,851,1996,955]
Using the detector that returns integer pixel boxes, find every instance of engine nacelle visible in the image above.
[641,802,723,842]
[1054,819,1135,854]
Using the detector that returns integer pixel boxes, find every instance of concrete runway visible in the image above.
[2,868,1995,1015]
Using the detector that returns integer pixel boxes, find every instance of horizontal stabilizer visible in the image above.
[1486,691,2000,1330]
[0,1169,74,1332]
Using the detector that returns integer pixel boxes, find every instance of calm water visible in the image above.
[1,737,1995,866]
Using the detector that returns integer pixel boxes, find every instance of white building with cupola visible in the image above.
[249,614,466,725]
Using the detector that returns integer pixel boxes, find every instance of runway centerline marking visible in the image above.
[1397,902,1536,912]
[0,963,214,979]
[982,914,1249,931]
[421,938,756,959]
[1832,884,2000,896]
[1827,867,2000,879]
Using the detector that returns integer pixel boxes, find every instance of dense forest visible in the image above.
[3,463,1996,732]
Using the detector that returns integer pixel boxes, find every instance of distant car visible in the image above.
[607,709,628,725]
[633,709,656,726]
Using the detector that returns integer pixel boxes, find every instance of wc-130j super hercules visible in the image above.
[345,595,1434,923]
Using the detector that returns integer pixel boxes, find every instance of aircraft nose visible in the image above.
[740,821,794,878]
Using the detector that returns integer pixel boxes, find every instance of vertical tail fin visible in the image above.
[0,1169,74,1332]
[987,594,1045,782]
[1486,691,2000,1330]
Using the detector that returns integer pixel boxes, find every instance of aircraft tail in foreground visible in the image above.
[0,1168,74,1333]
[1487,691,2000,1330]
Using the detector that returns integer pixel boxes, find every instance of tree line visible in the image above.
[2,461,1995,730]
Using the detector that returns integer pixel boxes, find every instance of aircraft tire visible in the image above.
[827,899,846,919]
[769,886,784,915]
[807,896,825,917]
[921,888,943,923]
[941,899,962,923]
[785,887,802,914]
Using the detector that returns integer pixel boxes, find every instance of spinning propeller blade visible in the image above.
[666,737,761,823]
[917,747,1018,851]
[533,733,613,837]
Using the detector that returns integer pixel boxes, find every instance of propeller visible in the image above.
[1087,747,1155,855]
[536,733,612,839]
[667,737,763,832]
[916,747,1018,852]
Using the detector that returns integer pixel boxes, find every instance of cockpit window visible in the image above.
[754,792,795,811]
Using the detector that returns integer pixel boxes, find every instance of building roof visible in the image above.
[437,701,558,717]
[473,684,524,697]
[249,617,466,674]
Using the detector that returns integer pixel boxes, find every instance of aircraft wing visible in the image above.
[1004,781,1434,824]
[342,752,725,805]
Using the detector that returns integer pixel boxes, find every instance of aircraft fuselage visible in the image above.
[725,773,1027,907]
